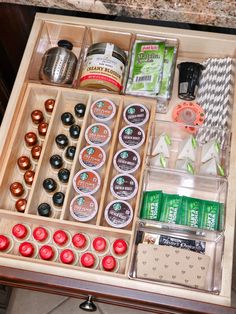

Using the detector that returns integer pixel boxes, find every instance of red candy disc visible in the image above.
[72,233,87,249]
[33,227,48,242]
[60,249,75,264]
[172,102,205,133]
[19,242,34,257]
[53,230,68,246]
[81,252,95,268]
[39,245,54,260]
[0,235,10,251]
[102,255,116,271]
[12,224,28,239]
[92,237,107,252]
[113,239,127,255]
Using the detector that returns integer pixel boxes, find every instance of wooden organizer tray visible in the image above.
[0,13,236,308]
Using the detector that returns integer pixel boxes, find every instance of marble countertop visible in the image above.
[3,0,236,29]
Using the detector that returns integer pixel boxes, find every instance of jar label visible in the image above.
[86,124,111,146]
[80,146,105,169]
[80,54,125,91]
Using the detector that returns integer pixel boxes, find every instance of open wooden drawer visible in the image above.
[0,13,236,313]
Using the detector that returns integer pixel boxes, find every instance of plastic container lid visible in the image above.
[92,237,107,253]
[119,125,145,149]
[0,235,10,251]
[110,174,138,200]
[53,230,68,246]
[102,255,116,271]
[105,200,133,229]
[90,99,116,122]
[113,239,128,255]
[79,146,106,170]
[70,194,98,222]
[85,123,111,147]
[39,245,55,260]
[19,242,34,257]
[123,104,149,126]
[73,169,101,195]
[12,224,28,239]
[33,227,48,242]
[72,233,87,249]
[113,148,141,174]
[60,249,75,264]
[81,252,95,268]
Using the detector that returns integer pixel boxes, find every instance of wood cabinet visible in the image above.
[0,13,236,314]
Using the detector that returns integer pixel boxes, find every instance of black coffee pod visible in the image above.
[55,134,69,149]
[58,168,70,184]
[50,154,63,169]
[74,103,86,118]
[43,178,57,193]
[65,146,76,161]
[69,124,81,139]
[38,203,51,217]
[61,112,75,126]
[52,192,65,207]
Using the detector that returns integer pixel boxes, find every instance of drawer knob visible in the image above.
[79,295,97,312]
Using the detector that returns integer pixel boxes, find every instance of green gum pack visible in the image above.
[200,200,220,231]
[140,190,163,220]
[179,197,202,228]
[159,46,176,98]
[126,41,165,96]
[159,194,182,224]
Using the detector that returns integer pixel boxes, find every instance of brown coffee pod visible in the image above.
[15,198,27,212]
[25,132,38,147]
[44,99,55,113]
[31,145,42,160]
[38,122,48,137]
[17,156,31,171]
[24,170,35,186]
[10,182,24,197]
[31,110,44,125]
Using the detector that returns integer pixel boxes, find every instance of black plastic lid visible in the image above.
[57,40,73,50]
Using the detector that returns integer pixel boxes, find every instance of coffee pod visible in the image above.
[110,174,138,200]
[50,155,63,170]
[119,125,145,150]
[52,192,65,207]
[44,98,55,113]
[24,170,35,186]
[61,112,75,126]
[69,124,81,140]
[39,245,57,261]
[31,110,44,125]
[0,235,13,253]
[33,226,50,243]
[72,233,90,252]
[53,230,70,247]
[92,236,109,256]
[31,145,42,161]
[55,134,69,149]
[25,132,38,147]
[43,178,57,193]
[70,194,98,222]
[85,123,111,147]
[19,242,37,258]
[123,103,149,126]
[80,252,98,269]
[79,146,106,170]
[73,169,101,195]
[112,239,128,258]
[15,198,27,213]
[90,99,116,122]
[113,148,140,174]
[104,200,133,229]
[60,249,77,265]
[17,156,31,171]
[10,182,25,198]
[74,103,86,118]
[101,255,118,272]
[64,145,76,161]
[38,121,48,137]
[37,203,51,217]
[58,168,70,184]
[12,223,30,241]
